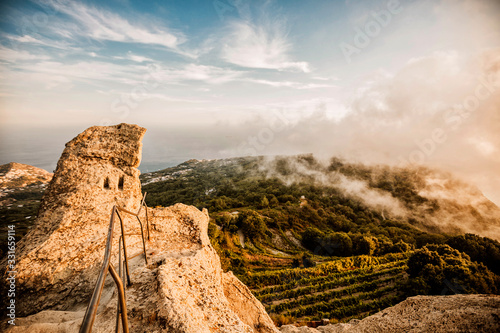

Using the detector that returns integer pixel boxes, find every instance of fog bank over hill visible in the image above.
[213,49,500,206]
[1,50,499,205]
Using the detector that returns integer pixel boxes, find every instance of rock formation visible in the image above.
[1,123,278,333]
[279,294,500,333]
[0,162,53,191]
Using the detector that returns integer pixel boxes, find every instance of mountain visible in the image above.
[0,162,53,189]
[141,155,500,241]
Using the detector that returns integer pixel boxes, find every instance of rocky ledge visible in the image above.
[280,294,500,333]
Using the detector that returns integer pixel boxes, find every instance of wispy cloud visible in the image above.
[2,58,149,90]
[222,21,310,72]
[243,78,336,89]
[0,45,51,62]
[169,64,243,84]
[114,52,154,63]
[38,0,190,55]
[97,90,206,103]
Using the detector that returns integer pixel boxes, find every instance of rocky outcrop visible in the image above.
[280,294,500,333]
[1,123,278,333]
[0,162,52,187]
[222,271,277,333]
[1,124,146,318]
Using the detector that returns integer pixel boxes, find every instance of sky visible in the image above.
[0,0,500,204]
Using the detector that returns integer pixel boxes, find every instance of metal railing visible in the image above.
[79,193,150,333]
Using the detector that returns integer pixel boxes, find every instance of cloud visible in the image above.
[0,45,51,62]
[208,49,500,205]
[242,79,335,89]
[2,58,151,90]
[222,21,310,72]
[113,53,154,63]
[260,156,409,217]
[175,64,241,84]
[38,0,188,53]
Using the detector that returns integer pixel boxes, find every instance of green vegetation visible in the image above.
[0,185,43,258]
[249,253,409,323]
[141,155,500,325]
[405,244,499,295]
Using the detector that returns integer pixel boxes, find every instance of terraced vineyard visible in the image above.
[248,252,410,324]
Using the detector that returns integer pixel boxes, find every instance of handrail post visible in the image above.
[109,264,129,333]
[79,194,149,333]
[79,207,117,333]
[115,210,131,286]
[135,216,148,265]
[115,240,121,333]
[145,202,150,241]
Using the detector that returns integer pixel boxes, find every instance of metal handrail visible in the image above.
[79,193,149,333]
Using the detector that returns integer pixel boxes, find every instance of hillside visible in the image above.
[141,155,500,324]
[141,155,500,241]
[0,162,52,257]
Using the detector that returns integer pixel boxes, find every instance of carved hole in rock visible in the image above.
[117,124,122,129]
[118,175,124,190]
[104,177,110,189]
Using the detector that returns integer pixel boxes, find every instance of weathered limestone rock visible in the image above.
[1,124,146,317]
[1,123,278,333]
[280,294,500,333]
[222,271,278,333]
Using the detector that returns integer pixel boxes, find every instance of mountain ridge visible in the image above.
[141,155,500,241]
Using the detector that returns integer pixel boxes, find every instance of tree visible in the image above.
[259,196,270,209]
[391,240,413,253]
[238,209,267,240]
[269,195,280,208]
[302,254,316,268]
[405,244,500,296]
[329,232,353,256]
[356,235,378,256]
[301,227,325,251]
[447,233,500,275]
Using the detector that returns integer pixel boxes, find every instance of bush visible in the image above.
[447,233,500,275]
[405,244,500,296]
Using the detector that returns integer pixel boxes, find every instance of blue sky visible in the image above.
[1,0,500,203]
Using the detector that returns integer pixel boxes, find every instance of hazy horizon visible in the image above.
[1,0,500,205]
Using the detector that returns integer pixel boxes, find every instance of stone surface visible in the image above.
[1,123,278,333]
[222,271,278,333]
[1,124,146,318]
[280,294,500,333]
[0,162,53,190]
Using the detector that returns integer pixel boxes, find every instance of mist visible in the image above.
[209,49,500,207]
